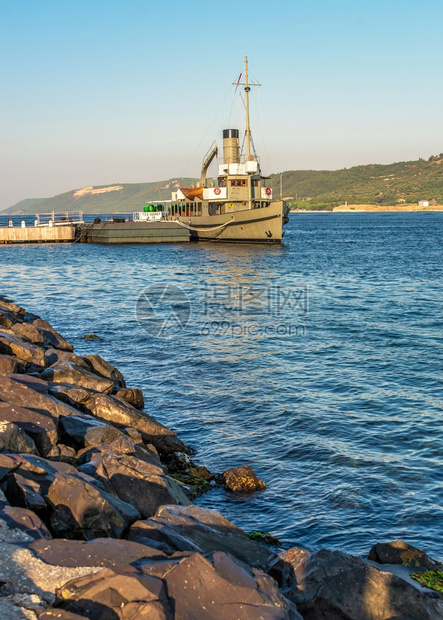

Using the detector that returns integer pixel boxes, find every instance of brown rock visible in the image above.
[2,505,52,539]
[115,387,144,409]
[0,330,47,368]
[0,354,20,375]
[0,299,25,319]
[368,540,439,570]
[0,420,38,454]
[0,401,58,455]
[83,394,187,455]
[82,354,126,388]
[222,464,266,492]
[11,322,45,346]
[40,361,115,393]
[32,318,74,351]
[48,382,97,410]
[45,348,90,369]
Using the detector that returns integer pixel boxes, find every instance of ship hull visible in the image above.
[177,200,289,243]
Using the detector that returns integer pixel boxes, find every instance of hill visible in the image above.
[270,155,443,209]
[2,179,197,215]
[3,154,443,214]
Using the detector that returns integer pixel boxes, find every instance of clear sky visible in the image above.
[1,0,442,210]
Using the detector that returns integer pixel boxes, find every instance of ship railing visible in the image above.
[34,211,84,227]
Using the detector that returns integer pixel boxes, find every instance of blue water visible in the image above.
[0,212,442,558]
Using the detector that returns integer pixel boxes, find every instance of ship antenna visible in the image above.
[233,56,261,161]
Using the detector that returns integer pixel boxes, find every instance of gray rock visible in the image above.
[28,537,169,567]
[0,421,38,455]
[115,387,144,409]
[128,505,275,571]
[54,551,300,620]
[58,414,110,449]
[83,393,187,455]
[85,450,191,519]
[82,354,126,388]
[32,318,73,352]
[47,472,140,539]
[40,361,115,394]
[0,330,47,368]
[281,547,443,620]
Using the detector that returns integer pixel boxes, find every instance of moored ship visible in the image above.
[84,57,289,244]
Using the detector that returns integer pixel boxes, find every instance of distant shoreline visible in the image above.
[291,204,443,213]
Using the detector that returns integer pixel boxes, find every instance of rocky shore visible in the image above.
[0,295,442,619]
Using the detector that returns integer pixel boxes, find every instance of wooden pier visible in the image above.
[0,225,77,244]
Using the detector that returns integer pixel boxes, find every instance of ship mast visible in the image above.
[233,56,261,162]
[244,56,251,161]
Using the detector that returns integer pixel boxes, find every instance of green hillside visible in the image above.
[3,179,197,215]
[270,155,443,209]
[4,154,443,214]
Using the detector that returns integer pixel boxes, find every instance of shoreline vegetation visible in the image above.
[1,295,443,618]
[2,154,443,216]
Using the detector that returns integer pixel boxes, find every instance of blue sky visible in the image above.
[1,0,442,210]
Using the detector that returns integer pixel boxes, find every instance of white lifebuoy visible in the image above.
[214,187,221,195]
[265,187,271,196]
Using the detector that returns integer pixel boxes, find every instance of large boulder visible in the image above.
[58,414,113,450]
[368,540,439,570]
[48,382,98,411]
[82,354,126,388]
[0,329,47,368]
[0,401,58,455]
[32,318,74,351]
[27,537,170,568]
[12,322,45,346]
[40,361,115,394]
[0,299,25,320]
[0,421,38,455]
[79,450,191,519]
[281,547,443,620]
[83,394,187,455]
[115,387,144,409]
[52,551,301,620]
[47,472,140,539]
[1,505,52,540]
[0,354,21,375]
[45,348,91,370]
[129,505,276,571]
[0,375,82,421]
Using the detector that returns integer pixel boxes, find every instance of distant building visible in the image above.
[418,200,429,207]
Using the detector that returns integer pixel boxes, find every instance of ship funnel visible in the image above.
[223,129,240,164]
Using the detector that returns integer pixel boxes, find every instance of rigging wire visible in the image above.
[180,83,233,178]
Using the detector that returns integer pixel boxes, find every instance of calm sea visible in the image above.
[0,212,442,558]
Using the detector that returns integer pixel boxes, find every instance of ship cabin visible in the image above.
[170,128,273,217]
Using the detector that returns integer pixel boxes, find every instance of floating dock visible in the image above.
[82,220,190,244]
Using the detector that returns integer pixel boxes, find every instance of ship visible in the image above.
[164,56,289,243]
[83,57,289,244]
